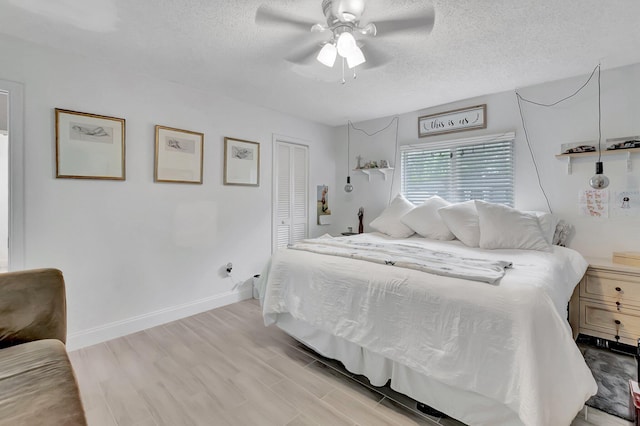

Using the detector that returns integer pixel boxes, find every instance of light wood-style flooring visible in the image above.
[69,299,631,426]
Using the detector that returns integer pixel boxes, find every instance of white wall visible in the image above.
[0,34,339,348]
[334,63,640,258]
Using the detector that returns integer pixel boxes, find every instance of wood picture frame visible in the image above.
[154,125,204,184]
[223,137,260,186]
[55,108,126,180]
[418,104,487,138]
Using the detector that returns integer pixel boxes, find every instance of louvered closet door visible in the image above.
[273,140,308,252]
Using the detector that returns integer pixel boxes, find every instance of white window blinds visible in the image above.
[401,133,515,206]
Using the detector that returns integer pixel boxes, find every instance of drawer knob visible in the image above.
[616,287,622,292]
[616,301,621,311]
[615,319,622,325]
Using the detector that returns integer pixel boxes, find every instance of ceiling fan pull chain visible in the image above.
[341,57,346,84]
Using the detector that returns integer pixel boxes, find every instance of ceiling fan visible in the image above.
[256,0,435,81]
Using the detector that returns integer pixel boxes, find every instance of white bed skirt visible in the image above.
[276,313,527,426]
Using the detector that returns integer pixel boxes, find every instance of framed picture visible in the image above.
[418,104,487,138]
[223,137,260,186]
[154,125,204,184]
[55,108,125,180]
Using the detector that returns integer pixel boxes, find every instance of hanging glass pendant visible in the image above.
[344,176,353,193]
[589,161,609,189]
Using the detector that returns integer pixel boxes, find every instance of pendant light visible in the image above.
[589,65,609,189]
[344,122,353,192]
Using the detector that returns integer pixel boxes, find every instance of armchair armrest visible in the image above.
[0,268,66,348]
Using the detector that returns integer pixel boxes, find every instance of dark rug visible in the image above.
[581,344,636,421]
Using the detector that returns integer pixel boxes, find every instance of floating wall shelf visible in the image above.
[353,168,395,181]
[555,148,639,174]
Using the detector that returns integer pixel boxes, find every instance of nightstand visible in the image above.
[569,258,640,346]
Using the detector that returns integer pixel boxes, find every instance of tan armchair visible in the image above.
[0,269,86,426]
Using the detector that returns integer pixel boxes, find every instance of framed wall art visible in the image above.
[55,108,126,180]
[418,104,487,138]
[154,125,204,184]
[223,137,260,186]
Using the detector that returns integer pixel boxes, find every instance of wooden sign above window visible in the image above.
[418,104,487,138]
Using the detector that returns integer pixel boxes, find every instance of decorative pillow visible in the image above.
[525,211,559,245]
[475,200,551,251]
[437,200,480,247]
[369,194,416,238]
[401,196,455,240]
[553,220,573,247]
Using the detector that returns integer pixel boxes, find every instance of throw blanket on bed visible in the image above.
[289,236,512,284]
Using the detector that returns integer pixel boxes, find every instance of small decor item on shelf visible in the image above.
[562,145,596,154]
[380,160,389,168]
[356,155,363,169]
[606,136,640,150]
[358,207,364,234]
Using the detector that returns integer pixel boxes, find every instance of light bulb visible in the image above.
[317,43,337,67]
[337,32,357,57]
[589,161,610,189]
[344,176,353,193]
[346,45,365,68]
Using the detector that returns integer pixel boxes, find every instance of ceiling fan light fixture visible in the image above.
[332,0,366,22]
[337,31,357,57]
[346,45,365,68]
[317,43,337,67]
[358,22,377,36]
[341,12,356,22]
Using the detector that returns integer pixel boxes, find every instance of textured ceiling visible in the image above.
[0,0,639,126]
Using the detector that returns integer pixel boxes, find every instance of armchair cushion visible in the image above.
[0,269,66,348]
[0,339,86,425]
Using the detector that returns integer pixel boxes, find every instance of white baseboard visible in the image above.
[66,288,253,351]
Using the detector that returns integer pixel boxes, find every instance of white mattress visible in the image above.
[258,233,597,426]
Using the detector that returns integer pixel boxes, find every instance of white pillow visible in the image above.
[476,200,551,251]
[525,211,559,245]
[401,196,455,240]
[369,194,416,238]
[437,200,480,247]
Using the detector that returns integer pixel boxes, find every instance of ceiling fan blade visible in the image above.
[358,43,390,70]
[372,6,435,36]
[255,5,319,32]
[284,43,322,65]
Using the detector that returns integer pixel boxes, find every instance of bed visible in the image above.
[257,200,597,426]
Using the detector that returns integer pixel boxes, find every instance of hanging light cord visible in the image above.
[346,123,350,175]
[515,95,553,213]
[348,116,400,204]
[515,64,601,214]
[597,64,602,163]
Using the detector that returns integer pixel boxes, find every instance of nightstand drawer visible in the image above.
[580,269,640,305]
[580,300,640,340]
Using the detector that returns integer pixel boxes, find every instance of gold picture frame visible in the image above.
[223,137,260,186]
[418,104,487,138]
[154,125,204,184]
[55,108,126,180]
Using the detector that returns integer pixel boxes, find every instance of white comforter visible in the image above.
[259,233,597,426]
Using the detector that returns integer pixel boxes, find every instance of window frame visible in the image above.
[400,132,515,206]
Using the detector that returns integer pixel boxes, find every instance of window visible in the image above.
[401,133,514,206]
